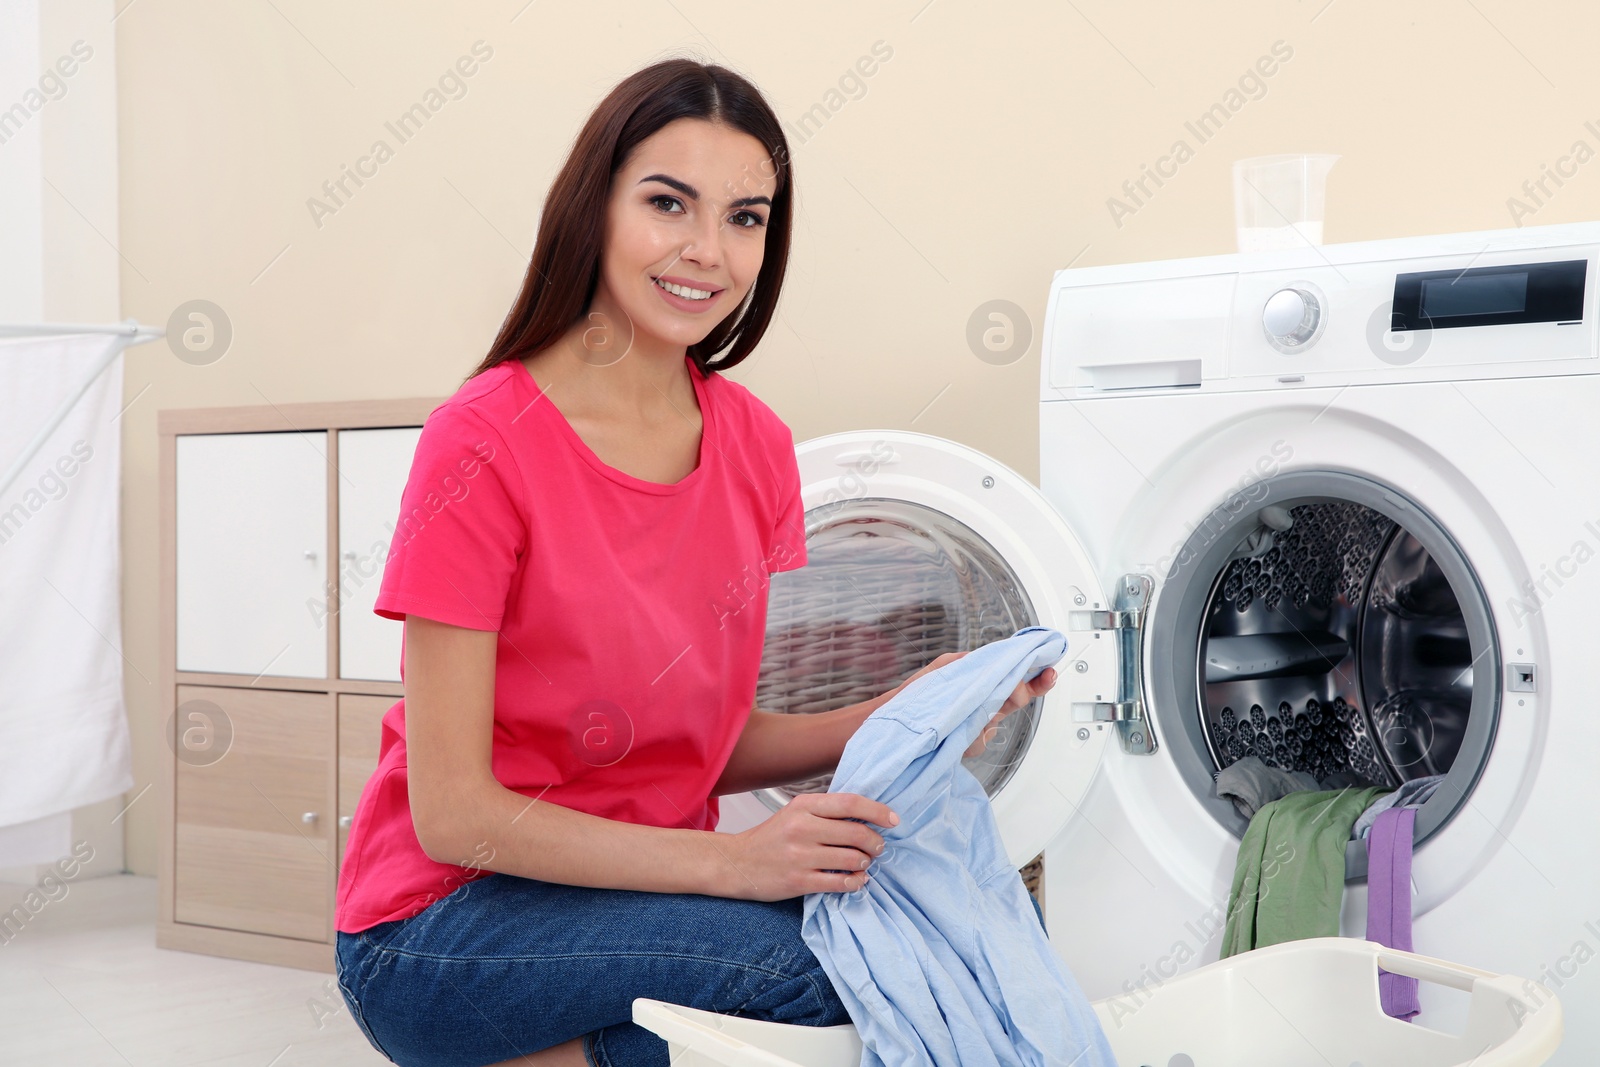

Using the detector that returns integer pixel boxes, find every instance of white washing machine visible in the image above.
[717,219,1598,1062]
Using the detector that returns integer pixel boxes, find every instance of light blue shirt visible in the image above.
[801,626,1118,1067]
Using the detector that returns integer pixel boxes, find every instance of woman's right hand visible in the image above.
[720,792,898,901]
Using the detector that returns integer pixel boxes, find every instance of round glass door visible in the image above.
[742,429,1114,875]
[753,497,1041,810]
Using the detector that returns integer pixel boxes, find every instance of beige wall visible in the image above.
[109,1,1600,876]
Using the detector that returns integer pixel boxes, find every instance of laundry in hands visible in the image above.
[800,626,1117,1067]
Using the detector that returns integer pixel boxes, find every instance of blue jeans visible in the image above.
[333,872,855,1066]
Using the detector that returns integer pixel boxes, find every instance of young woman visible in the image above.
[332,58,1057,1067]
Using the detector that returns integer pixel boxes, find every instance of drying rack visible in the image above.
[0,319,166,501]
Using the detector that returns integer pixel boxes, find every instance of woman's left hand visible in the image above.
[883,652,1062,759]
[964,664,1059,758]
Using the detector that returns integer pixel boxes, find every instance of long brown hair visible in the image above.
[468,58,793,382]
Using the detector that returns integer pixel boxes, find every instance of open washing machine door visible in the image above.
[743,429,1142,872]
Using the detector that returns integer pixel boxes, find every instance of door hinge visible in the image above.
[1067,573,1155,756]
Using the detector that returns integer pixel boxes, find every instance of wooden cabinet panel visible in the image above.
[173,685,335,942]
[337,693,394,867]
[162,398,441,970]
[337,427,421,682]
[176,432,328,677]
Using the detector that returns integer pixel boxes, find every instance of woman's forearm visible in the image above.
[420,690,902,895]
[425,776,743,896]
[710,691,895,797]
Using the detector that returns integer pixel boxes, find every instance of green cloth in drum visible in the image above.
[1222,785,1390,957]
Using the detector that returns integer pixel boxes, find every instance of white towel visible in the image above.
[0,333,133,837]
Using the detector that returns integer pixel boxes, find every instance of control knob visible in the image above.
[1262,287,1322,349]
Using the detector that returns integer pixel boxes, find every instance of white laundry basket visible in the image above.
[631,937,1562,1067]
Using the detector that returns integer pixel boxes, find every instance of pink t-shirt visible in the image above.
[335,355,806,933]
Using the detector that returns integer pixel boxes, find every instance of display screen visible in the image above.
[1391,258,1586,331]
[1420,272,1528,318]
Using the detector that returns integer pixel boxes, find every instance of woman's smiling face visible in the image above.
[593,117,778,355]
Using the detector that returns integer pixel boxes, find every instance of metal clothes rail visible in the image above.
[0,319,166,501]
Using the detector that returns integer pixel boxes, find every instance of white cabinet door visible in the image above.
[176,432,329,678]
[337,427,421,681]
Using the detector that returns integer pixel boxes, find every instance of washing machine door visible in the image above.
[753,429,1122,870]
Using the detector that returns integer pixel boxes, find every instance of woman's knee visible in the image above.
[688,897,850,1026]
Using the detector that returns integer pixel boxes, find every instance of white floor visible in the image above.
[0,873,389,1065]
